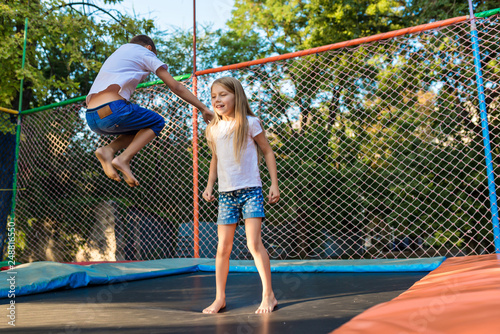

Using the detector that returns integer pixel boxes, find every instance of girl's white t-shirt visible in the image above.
[86,43,167,105]
[215,116,263,192]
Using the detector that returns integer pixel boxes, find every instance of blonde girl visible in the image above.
[202,77,280,314]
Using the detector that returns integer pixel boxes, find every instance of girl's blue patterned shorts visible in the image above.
[218,187,265,225]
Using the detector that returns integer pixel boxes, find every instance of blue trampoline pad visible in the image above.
[0,257,444,298]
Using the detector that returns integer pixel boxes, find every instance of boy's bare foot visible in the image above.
[202,299,226,314]
[255,295,278,314]
[95,147,120,182]
[112,156,139,187]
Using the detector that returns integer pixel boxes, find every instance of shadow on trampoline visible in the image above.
[1,271,427,333]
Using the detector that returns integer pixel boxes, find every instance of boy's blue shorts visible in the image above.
[86,100,165,136]
[217,187,266,225]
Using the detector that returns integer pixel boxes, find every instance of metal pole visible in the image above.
[3,18,28,259]
[467,1,500,253]
[192,0,200,258]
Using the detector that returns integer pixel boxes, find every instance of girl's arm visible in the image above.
[254,132,280,204]
[203,154,218,202]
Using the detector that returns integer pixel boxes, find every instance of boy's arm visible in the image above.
[203,154,218,202]
[156,67,214,123]
[254,132,280,203]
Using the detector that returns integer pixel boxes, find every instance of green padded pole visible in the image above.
[475,7,500,18]
[9,18,28,228]
[21,74,192,115]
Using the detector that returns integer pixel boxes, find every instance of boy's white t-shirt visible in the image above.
[86,43,167,105]
[215,116,263,192]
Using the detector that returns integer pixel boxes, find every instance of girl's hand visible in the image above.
[268,184,280,204]
[203,188,215,202]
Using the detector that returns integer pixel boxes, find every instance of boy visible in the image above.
[86,35,213,187]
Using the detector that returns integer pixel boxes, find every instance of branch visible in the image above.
[46,2,135,36]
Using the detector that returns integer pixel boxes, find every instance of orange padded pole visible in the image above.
[192,0,200,258]
[196,16,467,76]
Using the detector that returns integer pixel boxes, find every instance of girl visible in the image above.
[202,77,280,314]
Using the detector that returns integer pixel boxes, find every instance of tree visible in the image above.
[207,0,500,257]
[4,0,500,260]
[0,0,160,258]
[0,0,158,111]
[156,25,221,77]
[225,0,407,54]
[404,0,494,24]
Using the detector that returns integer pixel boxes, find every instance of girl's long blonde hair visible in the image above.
[205,77,263,163]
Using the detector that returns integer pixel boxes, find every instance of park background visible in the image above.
[1,0,500,263]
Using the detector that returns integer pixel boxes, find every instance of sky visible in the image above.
[109,0,236,31]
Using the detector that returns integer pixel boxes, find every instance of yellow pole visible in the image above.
[0,106,19,115]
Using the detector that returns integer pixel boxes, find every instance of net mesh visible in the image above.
[6,15,500,262]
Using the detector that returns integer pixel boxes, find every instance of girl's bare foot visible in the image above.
[202,299,226,314]
[95,147,120,182]
[112,156,139,187]
[255,295,278,314]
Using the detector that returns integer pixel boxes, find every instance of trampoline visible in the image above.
[1,271,427,333]
[1,258,437,333]
[2,255,500,333]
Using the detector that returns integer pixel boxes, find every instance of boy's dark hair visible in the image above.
[129,35,157,54]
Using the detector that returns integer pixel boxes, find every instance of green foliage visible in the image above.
[221,12,499,254]
[156,26,220,76]
[0,113,16,135]
[404,0,496,24]
[6,0,500,260]
[0,0,158,111]
[227,0,406,54]
[212,30,265,66]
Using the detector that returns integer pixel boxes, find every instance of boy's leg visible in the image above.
[96,134,135,182]
[245,218,278,314]
[111,128,156,187]
[203,224,237,314]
